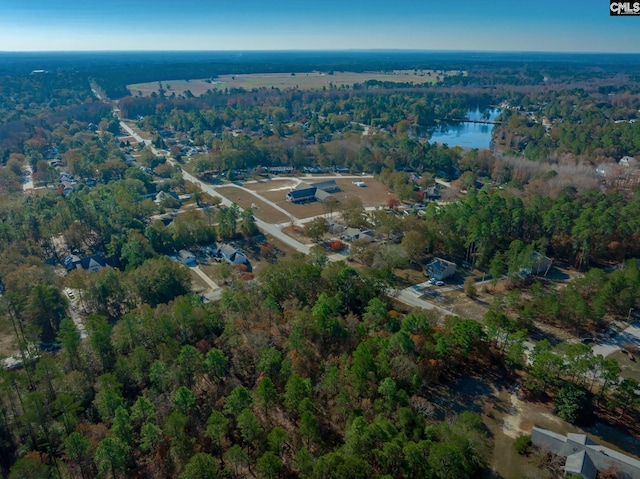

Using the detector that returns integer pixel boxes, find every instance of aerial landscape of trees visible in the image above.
[1,51,640,478]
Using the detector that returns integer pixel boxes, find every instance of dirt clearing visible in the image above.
[126,70,465,97]
[216,186,291,224]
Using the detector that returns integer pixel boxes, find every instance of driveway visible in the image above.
[592,322,640,358]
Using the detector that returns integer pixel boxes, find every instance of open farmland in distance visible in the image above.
[127,69,464,96]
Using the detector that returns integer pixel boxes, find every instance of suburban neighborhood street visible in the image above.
[121,117,456,312]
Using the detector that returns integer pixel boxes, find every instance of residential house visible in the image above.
[425,258,456,280]
[63,254,110,273]
[44,146,58,160]
[311,180,340,193]
[286,180,340,204]
[216,243,248,266]
[59,173,74,182]
[302,166,324,174]
[60,181,77,195]
[619,156,638,168]
[341,228,375,243]
[328,221,347,235]
[268,166,294,175]
[425,185,441,200]
[286,186,318,203]
[314,189,337,203]
[531,426,640,479]
[154,191,181,206]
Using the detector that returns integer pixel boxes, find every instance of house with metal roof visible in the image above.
[285,180,340,203]
[531,426,640,479]
[286,185,318,203]
[311,180,340,192]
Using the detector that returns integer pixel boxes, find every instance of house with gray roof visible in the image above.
[341,228,374,243]
[311,180,339,192]
[63,254,110,273]
[215,243,248,266]
[285,180,340,204]
[531,426,640,479]
[425,257,456,280]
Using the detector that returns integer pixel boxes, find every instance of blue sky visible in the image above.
[0,0,638,52]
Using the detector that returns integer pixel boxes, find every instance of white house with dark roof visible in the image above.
[531,426,640,479]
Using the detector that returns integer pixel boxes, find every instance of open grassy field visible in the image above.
[126,69,462,97]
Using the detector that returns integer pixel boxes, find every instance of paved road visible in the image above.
[174,166,313,255]
[23,163,34,191]
[119,121,151,146]
[38,96,638,376]
[592,321,640,358]
[117,118,462,313]
[393,288,454,315]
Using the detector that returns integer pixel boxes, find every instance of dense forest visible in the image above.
[2,51,640,478]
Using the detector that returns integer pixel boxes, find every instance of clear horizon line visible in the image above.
[1,48,640,55]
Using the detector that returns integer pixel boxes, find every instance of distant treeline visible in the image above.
[3,51,640,99]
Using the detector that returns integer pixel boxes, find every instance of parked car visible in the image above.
[435,281,445,286]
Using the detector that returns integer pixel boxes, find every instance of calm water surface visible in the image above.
[428,108,502,149]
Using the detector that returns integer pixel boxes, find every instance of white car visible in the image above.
[435,281,445,286]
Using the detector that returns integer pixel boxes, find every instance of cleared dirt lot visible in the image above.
[216,186,292,224]
[126,70,458,96]
[244,178,300,194]
[245,176,390,220]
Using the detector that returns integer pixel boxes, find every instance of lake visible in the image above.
[427,108,502,149]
